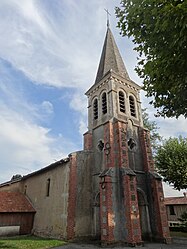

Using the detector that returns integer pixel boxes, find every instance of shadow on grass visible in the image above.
[0,241,17,249]
[1,235,57,241]
[0,235,66,249]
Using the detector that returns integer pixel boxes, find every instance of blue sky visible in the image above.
[0,0,186,196]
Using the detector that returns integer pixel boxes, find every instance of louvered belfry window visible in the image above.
[119,91,125,113]
[102,92,107,114]
[129,96,136,117]
[93,98,98,120]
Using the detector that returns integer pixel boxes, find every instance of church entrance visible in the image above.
[137,189,152,240]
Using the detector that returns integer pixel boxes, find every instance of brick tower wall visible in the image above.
[98,119,171,244]
[139,127,171,243]
[67,151,93,240]
[99,120,142,245]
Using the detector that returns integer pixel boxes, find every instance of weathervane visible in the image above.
[104,8,111,28]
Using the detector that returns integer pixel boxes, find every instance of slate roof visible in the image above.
[164,195,187,205]
[95,27,130,84]
[0,192,36,213]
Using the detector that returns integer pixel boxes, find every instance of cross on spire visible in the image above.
[104,9,111,28]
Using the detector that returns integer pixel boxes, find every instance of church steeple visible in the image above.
[86,26,143,131]
[95,27,130,84]
[83,25,171,245]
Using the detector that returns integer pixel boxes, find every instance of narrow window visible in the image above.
[24,185,27,195]
[119,91,125,113]
[93,99,98,120]
[169,205,175,215]
[102,92,107,114]
[46,178,50,197]
[129,96,136,117]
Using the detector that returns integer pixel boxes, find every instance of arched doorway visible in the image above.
[137,189,152,240]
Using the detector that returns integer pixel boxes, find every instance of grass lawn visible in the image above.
[0,235,66,249]
[170,231,187,238]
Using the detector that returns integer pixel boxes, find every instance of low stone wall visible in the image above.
[0,226,20,236]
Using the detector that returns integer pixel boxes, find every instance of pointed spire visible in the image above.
[95,27,130,84]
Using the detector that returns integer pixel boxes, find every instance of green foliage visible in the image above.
[142,108,162,153]
[178,211,187,224]
[155,136,187,190]
[116,0,187,118]
[0,235,66,249]
[178,211,187,232]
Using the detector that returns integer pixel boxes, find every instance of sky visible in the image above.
[0,0,186,197]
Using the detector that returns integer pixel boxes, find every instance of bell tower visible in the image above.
[84,26,171,245]
[86,27,143,132]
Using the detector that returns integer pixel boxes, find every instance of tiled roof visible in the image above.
[164,196,187,205]
[0,191,35,213]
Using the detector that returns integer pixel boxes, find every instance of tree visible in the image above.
[11,174,22,181]
[116,0,187,118]
[178,212,187,232]
[142,108,162,154]
[178,211,187,232]
[155,136,187,190]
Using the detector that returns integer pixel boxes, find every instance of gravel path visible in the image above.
[54,241,187,249]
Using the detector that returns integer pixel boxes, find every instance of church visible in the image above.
[0,24,171,246]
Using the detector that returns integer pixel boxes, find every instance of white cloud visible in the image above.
[0,104,53,177]
[16,0,50,34]
[67,91,88,135]
[78,118,88,136]
[69,92,87,114]
[141,91,187,139]
[0,0,117,89]
[41,101,54,114]
[0,75,78,183]
[0,102,79,183]
[157,116,187,138]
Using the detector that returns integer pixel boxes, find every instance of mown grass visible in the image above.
[170,231,187,238]
[0,235,66,249]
